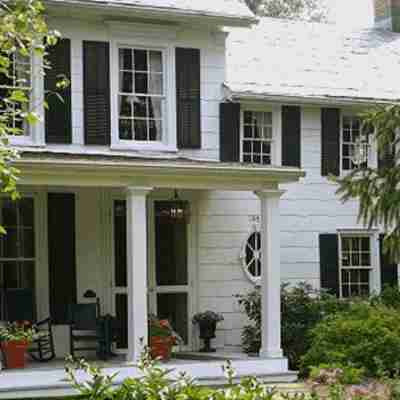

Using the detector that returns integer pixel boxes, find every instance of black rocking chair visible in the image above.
[3,288,56,362]
[68,302,112,360]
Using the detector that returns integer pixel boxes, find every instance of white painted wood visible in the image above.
[256,189,285,359]
[0,358,294,399]
[37,16,227,160]
[126,187,153,361]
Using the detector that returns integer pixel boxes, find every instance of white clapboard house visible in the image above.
[0,0,399,396]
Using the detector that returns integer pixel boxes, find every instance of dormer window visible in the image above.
[118,48,164,143]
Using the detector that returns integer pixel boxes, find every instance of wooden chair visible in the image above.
[4,288,56,362]
[68,302,110,360]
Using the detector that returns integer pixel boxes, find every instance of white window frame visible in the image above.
[0,195,37,319]
[240,227,262,285]
[340,111,375,174]
[0,52,45,147]
[240,104,282,166]
[110,38,177,152]
[337,230,380,298]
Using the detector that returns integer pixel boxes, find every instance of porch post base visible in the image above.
[259,348,284,359]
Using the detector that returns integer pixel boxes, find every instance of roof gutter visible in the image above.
[45,0,257,27]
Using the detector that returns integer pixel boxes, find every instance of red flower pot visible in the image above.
[150,336,174,361]
[1,340,29,369]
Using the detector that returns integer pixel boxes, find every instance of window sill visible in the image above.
[9,137,43,148]
[111,142,178,153]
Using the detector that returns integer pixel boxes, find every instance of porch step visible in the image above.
[0,358,298,399]
[173,351,249,361]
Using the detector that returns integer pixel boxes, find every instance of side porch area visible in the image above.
[0,153,303,397]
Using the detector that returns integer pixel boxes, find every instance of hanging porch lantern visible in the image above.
[155,190,190,223]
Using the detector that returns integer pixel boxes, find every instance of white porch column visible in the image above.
[126,186,153,362]
[255,189,285,359]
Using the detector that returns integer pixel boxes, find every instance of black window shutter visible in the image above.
[321,108,340,176]
[319,234,339,297]
[379,234,398,288]
[176,48,201,149]
[48,193,77,324]
[220,102,240,162]
[378,146,395,170]
[45,38,72,143]
[282,105,301,167]
[83,41,110,145]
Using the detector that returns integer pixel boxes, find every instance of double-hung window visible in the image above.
[341,115,370,171]
[118,48,164,143]
[339,235,373,298]
[242,110,273,165]
[0,198,35,318]
[0,52,31,136]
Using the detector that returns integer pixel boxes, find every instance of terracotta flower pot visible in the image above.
[150,336,174,361]
[1,340,29,369]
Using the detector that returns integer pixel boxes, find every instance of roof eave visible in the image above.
[45,0,257,27]
[16,154,305,190]
[229,91,400,106]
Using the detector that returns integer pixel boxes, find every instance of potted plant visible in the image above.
[0,322,38,369]
[192,311,224,352]
[148,315,181,361]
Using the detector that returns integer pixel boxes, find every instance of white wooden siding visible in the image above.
[18,14,374,351]
[43,17,224,159]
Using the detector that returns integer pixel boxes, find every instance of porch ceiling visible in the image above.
[16,152,304,191]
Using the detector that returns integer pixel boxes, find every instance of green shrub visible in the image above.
[236,283,348,370]
[310,364,365,385]
[301,303,400,377]
[65,351,400,400]
[371,285,400,309]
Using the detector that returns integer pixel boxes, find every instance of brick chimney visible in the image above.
[374,0,400,32]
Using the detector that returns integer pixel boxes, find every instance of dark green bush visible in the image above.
[371,285,400,309]
[309,363,365,385]
[236,283,348,370]
[301,303,400,377]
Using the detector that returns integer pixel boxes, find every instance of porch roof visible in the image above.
[16,151,304,191]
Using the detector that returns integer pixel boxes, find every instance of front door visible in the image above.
[111,197,193,351]
[149,200,192,349]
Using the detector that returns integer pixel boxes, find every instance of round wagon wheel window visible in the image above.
[242,231,262,283]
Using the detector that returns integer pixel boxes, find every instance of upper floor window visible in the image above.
[118,48,164,142]
[341,115,369,171]
[339,235,372,298]
[242,110,273,165]
[0,52,31,135]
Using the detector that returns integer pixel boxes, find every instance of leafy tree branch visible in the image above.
[336,105,400,261]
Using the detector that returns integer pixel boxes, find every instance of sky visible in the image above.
[326,0,374,28]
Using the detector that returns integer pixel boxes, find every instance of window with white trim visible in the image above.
[341,115,370,171]
[242,111,273,165]
[240,230,262,284]
[0,198,35,318]
[118,48,164,142]
[339,235,372,298]
[0,52,31,135]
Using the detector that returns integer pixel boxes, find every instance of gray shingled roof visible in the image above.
[47,0,255,23]
[226,18,400,103]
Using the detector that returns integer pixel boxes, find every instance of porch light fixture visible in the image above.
[155,190,190,223]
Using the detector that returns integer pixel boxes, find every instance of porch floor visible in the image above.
[0,351,297,398]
